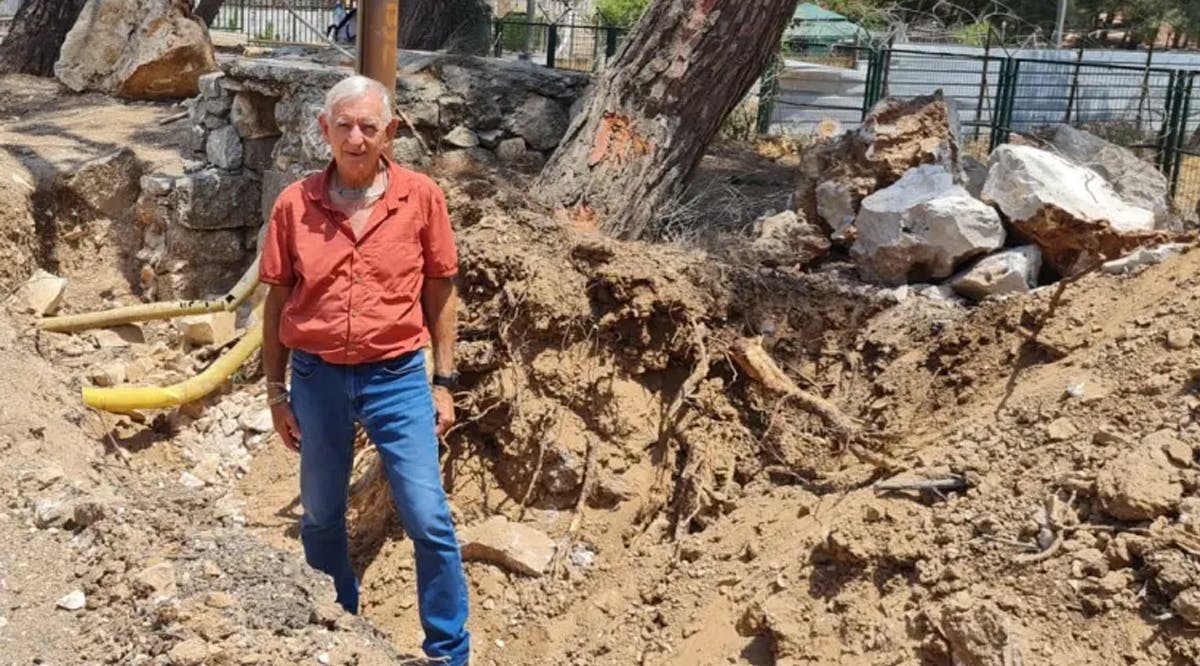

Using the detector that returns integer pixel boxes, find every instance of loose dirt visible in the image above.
[2,80,1199,666]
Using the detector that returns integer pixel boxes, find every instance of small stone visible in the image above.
[88,361,127,387]
[168,637,210,666]
[1093,429,1130,447]
[1143,430,1195,467]
[72,498,108,528]
[177,312,237,347]
[56,590,86,611]
[1167,328,1196,350]
[1097,452,1182,521]
[443,126,479,148]
[459,515,556,576]
[206,591,235,609]
[132,561,177,602]
[33,498,68,528]
[16,269,68,316]
[238,408,273,434]
[481,598,496,611]
[495,137,527,163]
[1172,587,1200,626]
[179,472,206,490]
[92,325,144,348]
[316,653,330,665]
[1046,418,1078,442]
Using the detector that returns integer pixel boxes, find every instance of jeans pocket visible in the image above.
[291,351,320,380]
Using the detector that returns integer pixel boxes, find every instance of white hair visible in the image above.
[322,75,393,122]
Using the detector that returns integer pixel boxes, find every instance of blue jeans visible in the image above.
[289,349,470,666]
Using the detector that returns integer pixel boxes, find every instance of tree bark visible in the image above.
[399,0,493,54]
[193,0,227,28]
[536,0,799,240]
[0,0,88,76]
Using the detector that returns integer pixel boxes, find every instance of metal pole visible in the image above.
[357,0,400,91]
[1055,0,1068,48]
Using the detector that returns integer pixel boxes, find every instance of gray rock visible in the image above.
[1049,124,1172,227]
[206,125,244,170]
[198,72,225,99]
[242,136,279,173]
[63,148,143,219]
[260,168,305,225]
[165,226,245,264]
[476,129,502,149]
[505,95,569,151]
[33,498,68,528]
[852,165,1005,285]
[982,145,1156,275]
[815,179,867,243]
[495,137,527,163]
[392,136,429,167]
[962,154,988,199]
[168,168,260,230]
[950,246,1042,302]
[443,125,479,148]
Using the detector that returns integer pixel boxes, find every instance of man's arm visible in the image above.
[422,277,457,435]
[264,284,301,451]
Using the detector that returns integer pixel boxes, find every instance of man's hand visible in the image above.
[433,386,455,437]
[271,401,302,452]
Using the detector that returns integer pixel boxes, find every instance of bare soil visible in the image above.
[2,80,1199,666]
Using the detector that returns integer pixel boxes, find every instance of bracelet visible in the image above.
[267,381,288,391]
[267,391,290,407]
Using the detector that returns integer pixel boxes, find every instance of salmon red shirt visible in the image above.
[260,158,457,364]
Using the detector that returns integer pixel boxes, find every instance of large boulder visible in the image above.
[55,0,218,100]
[1047,125,1172,227]
[851,165,1004,285]
[796,91,963,243]
[950,246,1041,302]
[982,144,1158,275]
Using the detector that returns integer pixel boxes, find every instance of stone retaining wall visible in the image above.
[136,50,588,299]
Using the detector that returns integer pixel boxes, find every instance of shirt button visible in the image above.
[353,275,362,283]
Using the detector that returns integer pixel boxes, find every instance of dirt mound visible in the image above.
[0,151,38,291]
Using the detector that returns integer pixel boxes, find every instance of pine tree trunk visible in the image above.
[194,0,227,28]
[536,0,799,240]
[400,0,493,54]
[0,0,89,76]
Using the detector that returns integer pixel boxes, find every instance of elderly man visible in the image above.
[259,75,470,665]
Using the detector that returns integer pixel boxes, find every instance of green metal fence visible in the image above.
[492,19,627,72]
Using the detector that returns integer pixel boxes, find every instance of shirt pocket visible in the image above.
[368,235,423,293]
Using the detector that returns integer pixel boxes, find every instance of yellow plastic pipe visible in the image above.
[41,255,262,333]
[82,307,264,413]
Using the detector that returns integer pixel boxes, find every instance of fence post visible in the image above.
[862,48,884,117]
[547,23,558,69]
[1157,70,1180,176]
[989,58,1016,153]
[1169,73,1194,200]
[756,56,781,136]
[605,27,618,60]
[1063,45,1083,124]
[494,20,504,58]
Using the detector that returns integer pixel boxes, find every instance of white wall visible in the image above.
[0,0,21,18]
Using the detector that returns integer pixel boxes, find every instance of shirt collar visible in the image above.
[306,155,410,211]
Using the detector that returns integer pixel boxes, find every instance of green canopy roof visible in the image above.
[785,3,864,44]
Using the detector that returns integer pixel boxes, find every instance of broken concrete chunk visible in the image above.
[1048,124,1172,227]
[177,311,237,347]
[1045,417,1078,442]
[982,144,1157,275]
[851,165,1004,285]
[238,408,274,434]
[950,246,1041,302]
[459,515,556,576]
[17,269,68,316]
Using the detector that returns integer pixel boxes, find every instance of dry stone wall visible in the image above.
[135,50,588,298]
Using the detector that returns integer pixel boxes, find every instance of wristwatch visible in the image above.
[432,372,459,390]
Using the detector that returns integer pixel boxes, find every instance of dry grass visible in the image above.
[1175,155,1200,220]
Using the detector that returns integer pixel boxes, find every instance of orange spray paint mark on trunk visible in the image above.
[588,113,650,168]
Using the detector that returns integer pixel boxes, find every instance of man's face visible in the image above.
[319,91,398,183]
